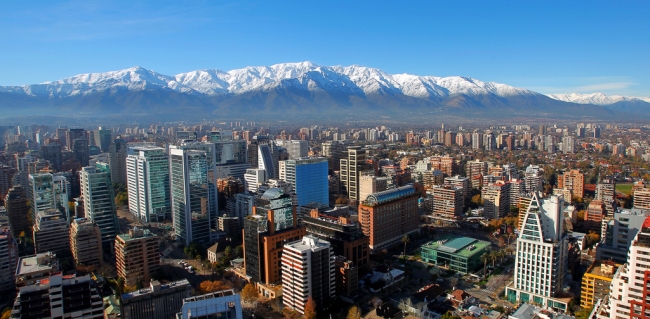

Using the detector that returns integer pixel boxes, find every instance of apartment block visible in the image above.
[33,209,70,257]
[595,216,650,319]
[115,228,160,287]
[596,209,649,263]
[358,175,389,203]
[10,273,103,319]
[282,235,335,314]
[359,185,419,251]
[557,169,585,199]
[15,252,59,288]
[430,156,456,177]
[334,256,358,298]
[585,200,606,232]
[70,218,103,267]
[482,181,511,219]
[429,185,464,220]
[634,187,650,210]
[581,260,619,308]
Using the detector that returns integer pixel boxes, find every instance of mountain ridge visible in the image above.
[0,62,648,120]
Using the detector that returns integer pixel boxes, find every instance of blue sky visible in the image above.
[1,1,649,96]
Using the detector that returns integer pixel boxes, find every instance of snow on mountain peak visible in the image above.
[547,92,650,105]
[5,62,646,106]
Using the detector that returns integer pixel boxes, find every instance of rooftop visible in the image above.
[122,279,191,300]
[510,303,575,319]
[422,235,490,258]
[585,260,619,279]
[16,252,57,276]
[364,185,416,206]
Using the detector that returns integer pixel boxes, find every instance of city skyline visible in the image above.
[0,1,648,97]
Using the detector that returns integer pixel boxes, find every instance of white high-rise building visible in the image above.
[126,146,170,222]
[595,216,650,319]
[505,193,569,311]
[244,168,266,193]
[282,235,335,314]
[562,136,575,154]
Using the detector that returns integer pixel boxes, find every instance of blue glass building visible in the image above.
[279,157,329,207]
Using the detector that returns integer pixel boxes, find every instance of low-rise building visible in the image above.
[120,279,192,319]
[176,289,243,319]
[421,235,490,274]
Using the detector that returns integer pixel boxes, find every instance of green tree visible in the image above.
[233,246,242,258]
[401,234,411,260]
[224,246,232,259]
[480,251,491,277]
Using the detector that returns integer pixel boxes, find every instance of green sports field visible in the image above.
[616,183,633,195]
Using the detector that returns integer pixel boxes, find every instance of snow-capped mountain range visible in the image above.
[547,92,650,105]
[0,61,538,99]
[0,62,648,119]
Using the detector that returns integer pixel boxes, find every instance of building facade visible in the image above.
[70,218,103,267]
[302,209,369,267]
[80,164,119,245]
[120,279,192,319]
[169,147,217,246]
[506,193,570,311]
[358,185,419,252]
[279,157,328,207]
[340,146,367,201]
[176,290,243,319]
[127,146,171,222]
[33,209,70,257]
[115,228,160,287]
[282,235,335,314]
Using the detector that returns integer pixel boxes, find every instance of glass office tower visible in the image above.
[279,157,329,207]
[170,148,216,246]
[126,146,170,222]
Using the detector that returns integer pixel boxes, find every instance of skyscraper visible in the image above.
[506,193,569,311]
[0,225,18,294]
[80,164,119,245]
[169,147,217,246]
[94,127,112,152]
[211,131,250,180]
[340,146,367,201]
[65,128,86,150]
[109,137,128,185]
[279,157,329,207]
[258,144,276,181]
[243,188,306,285]
[126,145,170,222]
[277,140,308,159]
[28,173,69,222]
[282,235,335,314]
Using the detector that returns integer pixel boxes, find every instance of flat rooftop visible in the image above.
[585,260,619,279]
[16,253,56,276]
[423,235,490,258]
[122,279,191,300]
